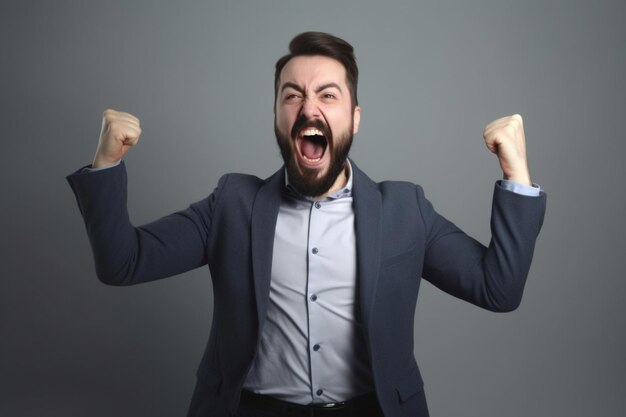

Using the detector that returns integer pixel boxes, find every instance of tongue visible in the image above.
[301,137,324,159]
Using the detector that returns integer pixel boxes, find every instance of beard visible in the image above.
[275,115,353,198]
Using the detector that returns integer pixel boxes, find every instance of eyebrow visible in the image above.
[315,83,342,93]
[280,82,304,94]
[280,82,343,94]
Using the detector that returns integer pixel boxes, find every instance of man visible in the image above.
[68,32,546,417]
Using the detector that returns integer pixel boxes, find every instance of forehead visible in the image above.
[279,55,347,88]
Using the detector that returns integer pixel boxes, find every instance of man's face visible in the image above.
[275,55,361,197]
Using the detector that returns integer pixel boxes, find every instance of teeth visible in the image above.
[302,155,322,162]
[301,128,324,137]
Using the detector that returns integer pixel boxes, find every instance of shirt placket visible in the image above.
[306,199,328,402]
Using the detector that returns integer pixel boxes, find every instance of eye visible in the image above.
[322,93,336,100]
[284,93,301,102]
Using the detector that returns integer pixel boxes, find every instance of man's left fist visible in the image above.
[483,114,532,186]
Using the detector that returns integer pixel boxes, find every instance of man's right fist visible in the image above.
[92,109,142,168]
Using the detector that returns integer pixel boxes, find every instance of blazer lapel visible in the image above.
[250,168,284,333]
[351,161,383,332]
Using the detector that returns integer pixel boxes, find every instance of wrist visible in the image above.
[92,154,121,169]
[503,173,532,186]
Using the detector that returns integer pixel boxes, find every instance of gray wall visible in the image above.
[1,1,624,416]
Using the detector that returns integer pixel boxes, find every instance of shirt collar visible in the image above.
[285,160,353,201]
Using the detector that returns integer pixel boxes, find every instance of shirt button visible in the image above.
[314,202,321,209]
[316,389,324,396]
[313,344,320,351]
[312,247,319,254]
[310,294,317,302]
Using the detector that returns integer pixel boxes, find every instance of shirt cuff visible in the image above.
[498,179,541,197]
[81,161,121,173]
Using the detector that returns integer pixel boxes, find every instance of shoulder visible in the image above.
[217,172,266,191]
[350,160,426,203]
[377,179,423,196]
[209,168,283,206]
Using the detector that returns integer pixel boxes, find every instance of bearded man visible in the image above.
[68,32,546,417]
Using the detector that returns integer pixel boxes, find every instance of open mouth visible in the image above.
[296,127,328,164]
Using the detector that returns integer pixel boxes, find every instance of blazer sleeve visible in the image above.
[66,162,223,285]
[420,182,547,312]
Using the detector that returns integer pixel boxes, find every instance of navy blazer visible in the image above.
[67,160,546,417]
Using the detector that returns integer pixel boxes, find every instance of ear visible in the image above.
[352,106,361,134]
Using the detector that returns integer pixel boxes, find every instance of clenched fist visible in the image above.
[483,114,532,186]
[92,109,142,168]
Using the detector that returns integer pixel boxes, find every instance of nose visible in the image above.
[300,97,321,119]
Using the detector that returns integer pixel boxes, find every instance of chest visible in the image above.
[271,197,357,298]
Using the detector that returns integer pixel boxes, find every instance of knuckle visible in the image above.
[103,109,115,119]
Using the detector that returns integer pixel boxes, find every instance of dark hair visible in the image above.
[275,32,359,107]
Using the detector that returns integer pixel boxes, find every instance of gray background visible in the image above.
[1,1,624,416]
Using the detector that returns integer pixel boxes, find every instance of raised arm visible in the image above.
[422,115,546,311]
[67,110,216,285]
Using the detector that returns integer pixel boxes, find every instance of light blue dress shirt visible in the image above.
[243,162,374,404]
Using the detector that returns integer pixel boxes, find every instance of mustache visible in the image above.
[290,116,332,141]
